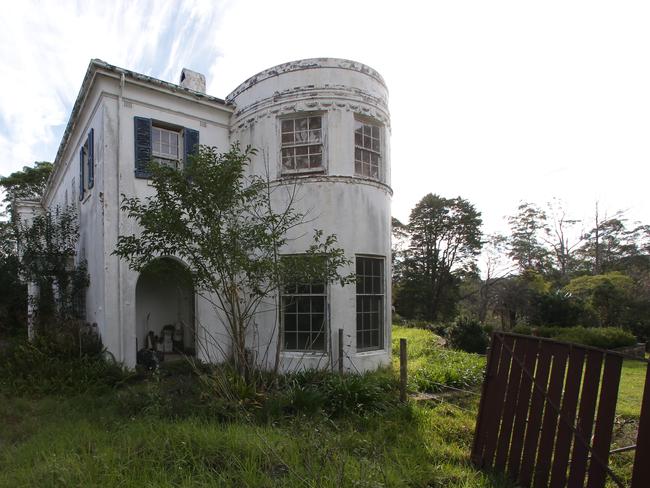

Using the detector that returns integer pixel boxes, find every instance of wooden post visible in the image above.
[631,362,650,487]
[400,338,407,402]
[338,328,344,375]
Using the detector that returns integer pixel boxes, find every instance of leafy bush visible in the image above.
[0,340,129,395]
[447,317,488,354]
[554,327,637,350]
[512,325,532,335]
[509,324,637,350]
[625,321,650,344]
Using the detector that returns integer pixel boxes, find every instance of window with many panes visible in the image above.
[282,268,327,351]
[354,120,381,179]
[152,126,181,169]
[356,256,384,351]
[281,116,323,173]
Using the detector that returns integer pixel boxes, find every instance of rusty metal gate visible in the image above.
[471,332,650,488]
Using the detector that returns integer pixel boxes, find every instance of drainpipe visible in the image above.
[116,73,124,362]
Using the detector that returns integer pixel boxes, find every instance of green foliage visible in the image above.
[529,290,585,327]
[16,206,88,327]
[408,348,486,393]
[0,234,26,336]
[0,338,129,396]
[394,193,482,322]
[512,325,637,350]
[0,392,513,488]
[447,317,489,354]
[507,202,550,273]
[0,161,52,215]
[114,144,351,375]
[564,272,634,327]
[392,325,486,393]
[553,327,637,350]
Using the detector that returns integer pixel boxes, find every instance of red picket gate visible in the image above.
[471,332,650,488]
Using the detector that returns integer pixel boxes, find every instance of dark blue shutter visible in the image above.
[183,128,199,170]
[87,128,94,189]
[79,146,85,201]
[134,117,152,178]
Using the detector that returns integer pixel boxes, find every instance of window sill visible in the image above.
[281,168,326,178]
[356,348,386,356]
[281,350,327,357]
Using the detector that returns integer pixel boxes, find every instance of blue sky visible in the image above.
[1,0,649,239]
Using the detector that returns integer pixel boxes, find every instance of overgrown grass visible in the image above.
[0,332,513,487]
[0,391,512,487]
[392,325,486,393]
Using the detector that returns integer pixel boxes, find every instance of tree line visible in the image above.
[393,195,650,341]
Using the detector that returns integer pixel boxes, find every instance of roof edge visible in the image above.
[226,58,387,103]
[44,59,231,204]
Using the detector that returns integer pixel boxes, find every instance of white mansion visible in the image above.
[19,58,392,371]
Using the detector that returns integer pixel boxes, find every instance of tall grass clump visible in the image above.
[392,325,486,394]
[0,335,130,396]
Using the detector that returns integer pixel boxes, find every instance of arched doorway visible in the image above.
[135,257,195,360]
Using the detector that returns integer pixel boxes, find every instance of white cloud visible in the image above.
[0,0,227,176]
[1,0,649,233]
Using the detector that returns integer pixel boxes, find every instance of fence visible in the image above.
[471,332,650,488]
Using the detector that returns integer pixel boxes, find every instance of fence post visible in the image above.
[338,328,344,375]
[400,338,407,402]
[631,362,650,487]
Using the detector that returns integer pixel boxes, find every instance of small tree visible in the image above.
[0,161,53,336]
[17,206,88,336]
[114,144,351,376]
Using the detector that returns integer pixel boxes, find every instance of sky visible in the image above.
[1,0,649,237]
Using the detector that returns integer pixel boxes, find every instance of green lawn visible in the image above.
[617,358,647,418]
[0,329,511,488]
[1,327,643,487]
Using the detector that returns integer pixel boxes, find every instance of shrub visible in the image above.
[512,325,532,335]
[0,340,129,395]
[509,324,637,350]
[554,327,637,350]
[625,322,650,344]
[447,317,488,354]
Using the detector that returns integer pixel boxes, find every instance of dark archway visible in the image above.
[135,257,195,359]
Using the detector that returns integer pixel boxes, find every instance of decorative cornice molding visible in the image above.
[230,86,391,132]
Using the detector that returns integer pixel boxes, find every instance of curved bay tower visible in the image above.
[19,58,392,372]
[227,59,392,371]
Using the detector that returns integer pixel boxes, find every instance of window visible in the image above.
[152,126,181,169]
[134,117,199,178]
[79,129,94,201]
[356,256,384,350]
[281,116,323,173]
[354,120,381,179]
[281,265,327,351]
